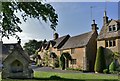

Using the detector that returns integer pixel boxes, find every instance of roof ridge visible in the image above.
[70,31,92,38]
[60,31,93,50]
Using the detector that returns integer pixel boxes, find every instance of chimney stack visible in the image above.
[91,20,98,32]
[18,39,21,45]
[103,10,108,25]
[54,33,59,40]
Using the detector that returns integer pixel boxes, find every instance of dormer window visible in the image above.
[113,25,116,31]
[109,26,112,31]
[109,25,117,32]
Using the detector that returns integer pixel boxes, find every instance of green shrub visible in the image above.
[60,52,72,70]
[116,67,120,72]
[66,68,82,71]
[54,58,59,68]
[66,68,74,70]
[109,61,116,73]
[60,54,65,70]
[103,69,109,74]
[94,46,106,73]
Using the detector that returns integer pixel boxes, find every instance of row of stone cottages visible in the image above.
[35,11,120,71]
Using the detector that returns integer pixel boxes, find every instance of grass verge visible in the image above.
[0,71,119,81]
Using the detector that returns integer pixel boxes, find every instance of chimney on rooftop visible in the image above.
[54,33,59,40]
[91,20,98,32]
[18,39,21,45]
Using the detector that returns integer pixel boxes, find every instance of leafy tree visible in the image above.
[23,39,42,56]
[0,1,58,39]
[94,46,106,73]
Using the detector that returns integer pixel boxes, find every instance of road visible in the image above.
[33,66,83,73]
[32,65,119,77]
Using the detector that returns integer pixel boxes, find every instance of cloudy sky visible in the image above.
[2,1,120,46]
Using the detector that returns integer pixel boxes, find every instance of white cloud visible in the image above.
[2,32,39,46]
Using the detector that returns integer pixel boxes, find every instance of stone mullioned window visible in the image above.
[105,40,116,47]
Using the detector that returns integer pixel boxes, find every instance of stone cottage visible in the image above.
[1,41,33,79]
[59,20,98,71]
[97,11,120,67]
[37,34,70,66]
[38,20,98,71]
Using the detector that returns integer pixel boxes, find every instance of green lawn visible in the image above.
[0,71,119,81]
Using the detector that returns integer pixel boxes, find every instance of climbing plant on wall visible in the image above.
[60,52,72,70]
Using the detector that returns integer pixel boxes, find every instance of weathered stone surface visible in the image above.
[1,42,33,79]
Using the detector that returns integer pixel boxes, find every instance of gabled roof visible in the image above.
[54,35,70,49]
[97,20,120,40]
[2,43,17,60]
[39,35,70,50]
[45,40,56,50]
[60,31,93,50]
[2,43,30,62]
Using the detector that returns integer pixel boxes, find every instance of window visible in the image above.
[113,25,116,31]
[109,25,117,32]
[113,40,116,46]
[109,40,113,47]
[109,26,112,31]
[71,59,76,64]
[71,48,75,54]
[105,41,108,47]
[105,40,116,47]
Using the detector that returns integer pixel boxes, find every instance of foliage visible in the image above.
[66,68,82,71]
[60,54,65,70]
[60,52,72,70]
[94,46,106,73]
[23,39,42,56]
[54,57,59,68]
[114,52,120,57]
[103,69,109,74]
[109,61,116,73]
[1,1,58,39]
[116,67,120,72]
[49,52,59,68]
[43,51,49,66]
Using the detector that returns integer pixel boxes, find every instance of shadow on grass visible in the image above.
[1,75,118,81]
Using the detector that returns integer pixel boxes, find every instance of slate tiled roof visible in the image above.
[2,43,30,62]
[54,35,70,49]
[60,31,93,50]
[97,20,120,40]
[40,35,70,50]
